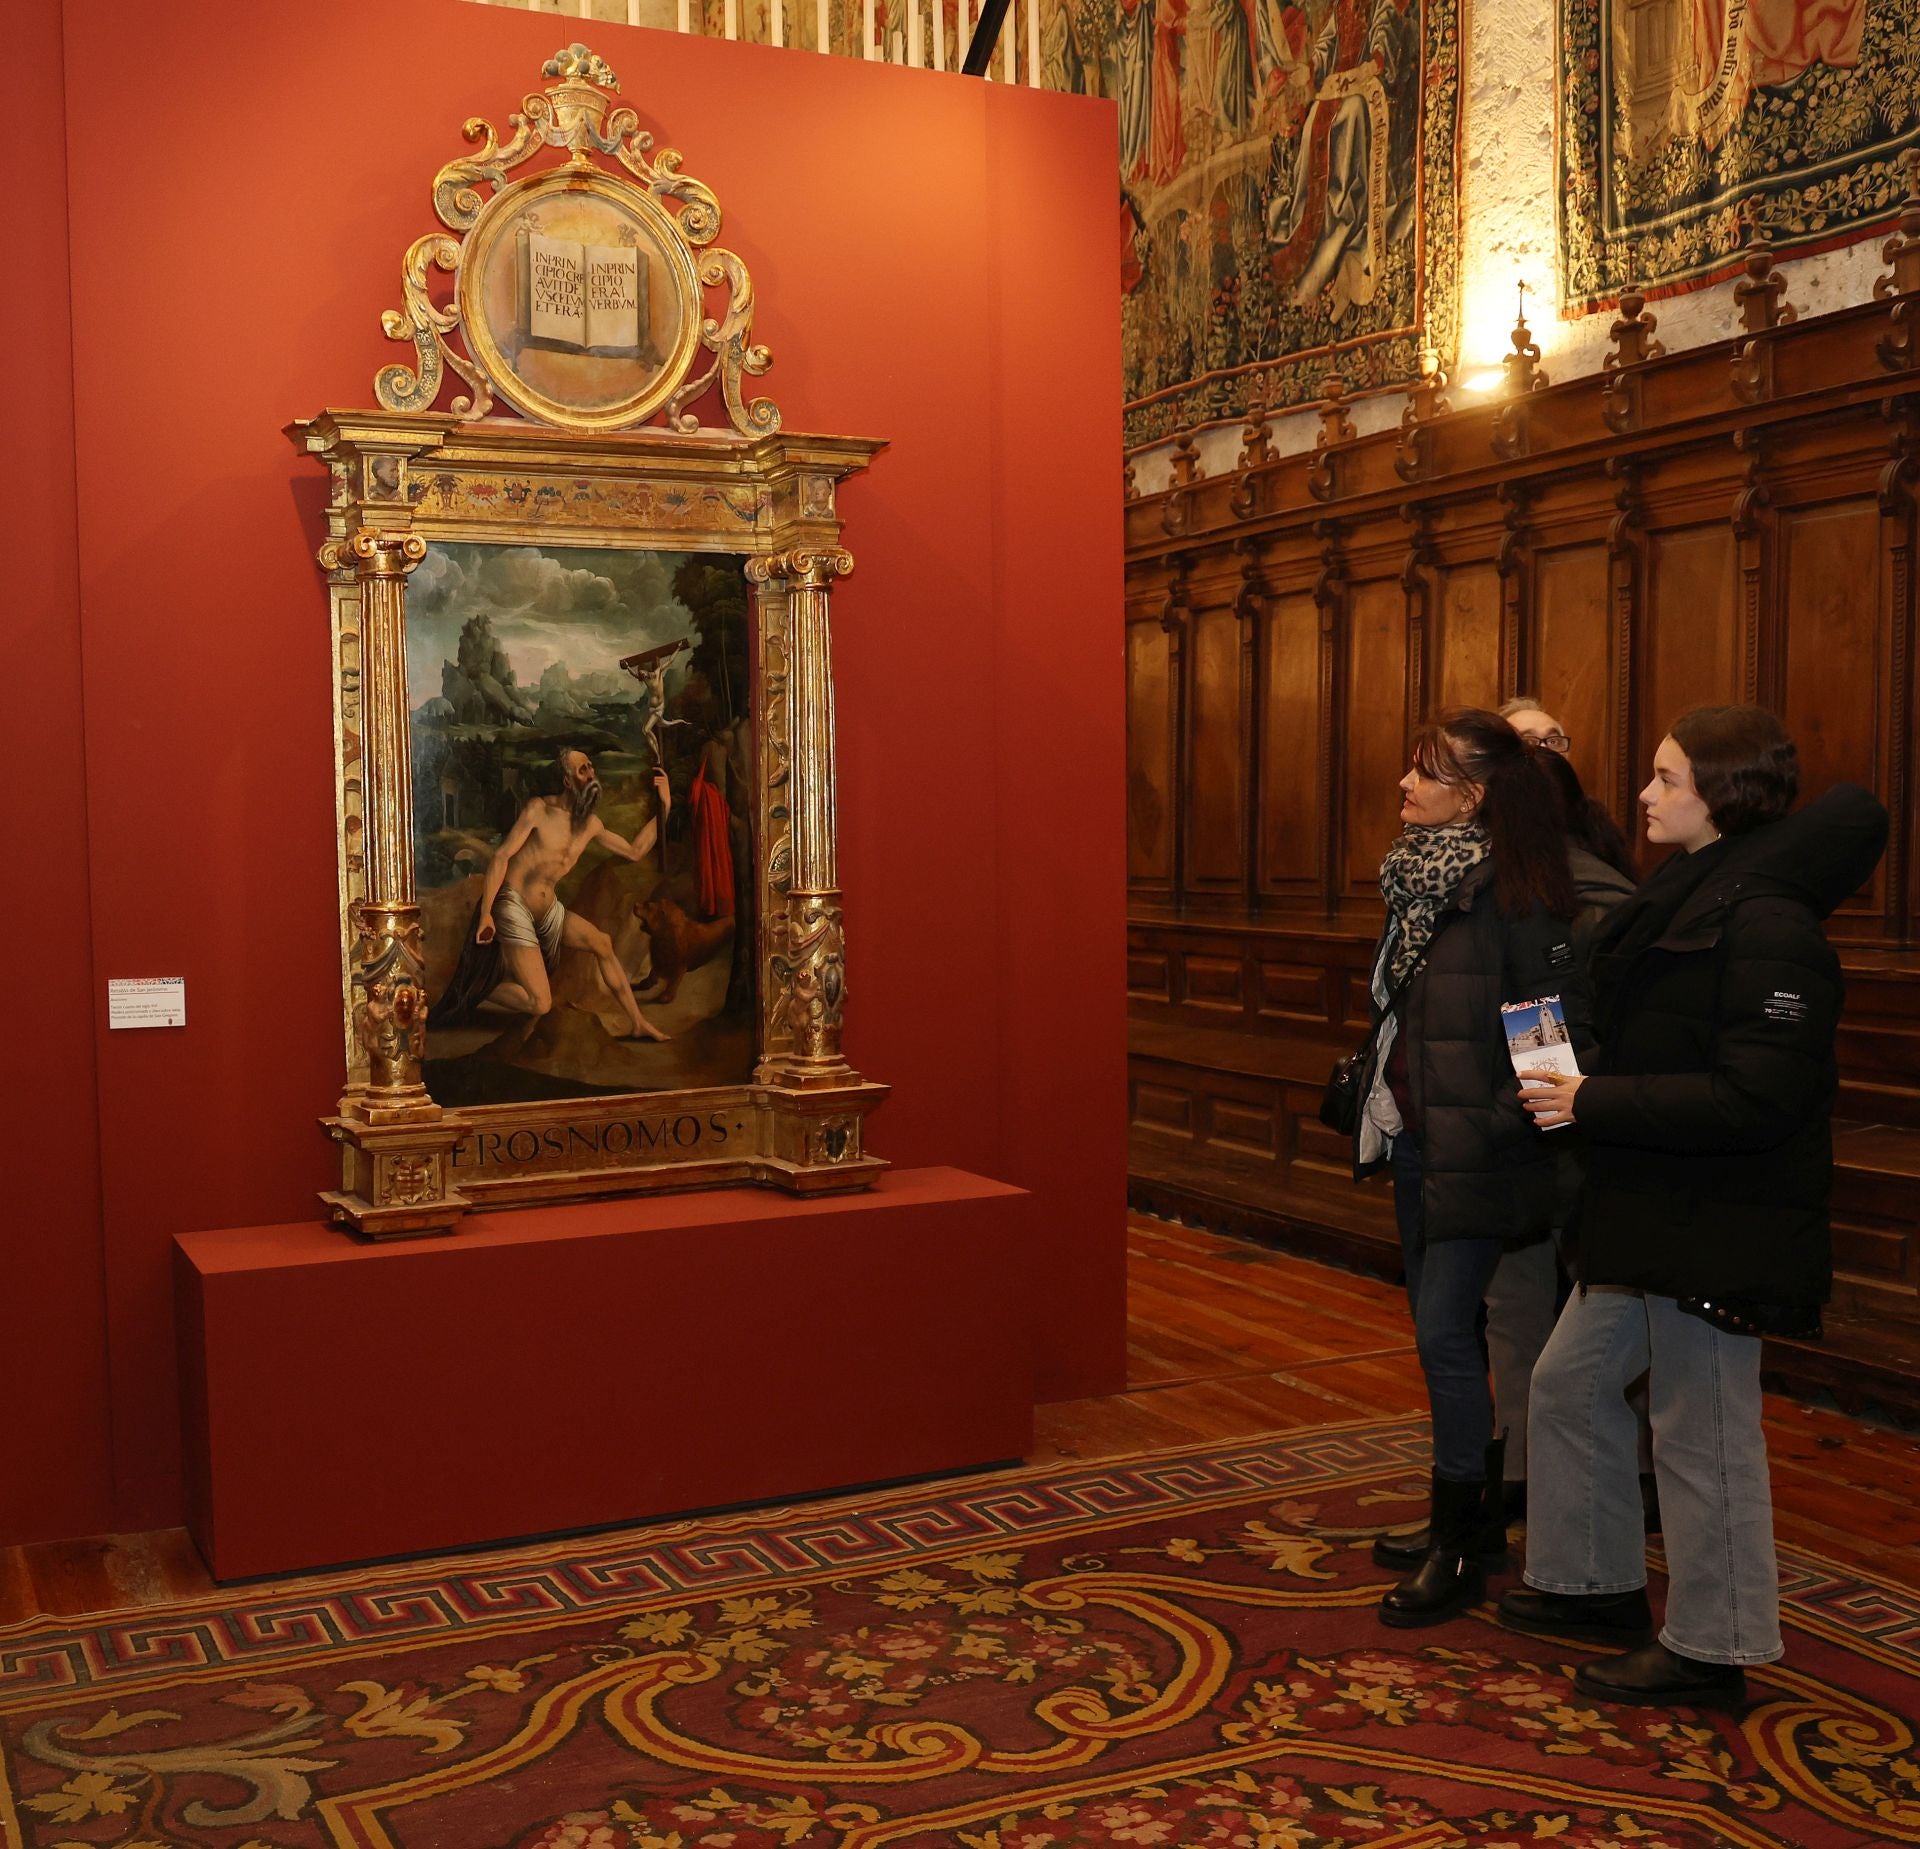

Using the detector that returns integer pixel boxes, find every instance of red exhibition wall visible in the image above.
[5,0,1125,1543]
[4,0,116,1544]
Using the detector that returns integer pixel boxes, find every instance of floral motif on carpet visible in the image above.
[2,1420,1916,1848]
[1559,0,1920,314]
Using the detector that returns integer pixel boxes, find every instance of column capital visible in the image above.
[319,527,429,580]
[748,546,854,590]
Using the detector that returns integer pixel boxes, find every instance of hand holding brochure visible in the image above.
[1502,995,1579,1131]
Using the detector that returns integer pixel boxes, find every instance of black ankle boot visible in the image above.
[1372,1518,1508,1569]
[1573,1641,1747,1711]
[1370,1523,1434,1569]
[1373,1434,1510,1570]
[1378,1473,1487,1628]
[1497,1584,1655,1645]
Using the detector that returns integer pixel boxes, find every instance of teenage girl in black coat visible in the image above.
[1504,706,1887,1709]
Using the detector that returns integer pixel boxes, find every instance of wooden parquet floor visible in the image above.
[4,1214,1915,1624]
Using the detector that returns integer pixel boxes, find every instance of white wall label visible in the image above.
[108,977,186,1030]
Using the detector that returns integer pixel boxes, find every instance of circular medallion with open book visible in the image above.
[459,167,702,432]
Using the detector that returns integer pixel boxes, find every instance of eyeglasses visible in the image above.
[1525,732,1572,753]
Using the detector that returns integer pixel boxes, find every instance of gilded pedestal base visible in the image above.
[759,1081,891,1191]
[323,1116,473,1240]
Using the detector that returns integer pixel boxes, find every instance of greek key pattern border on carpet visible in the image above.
[5,1419,1914,1701]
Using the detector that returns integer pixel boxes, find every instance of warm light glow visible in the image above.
[1459,264,1561,378]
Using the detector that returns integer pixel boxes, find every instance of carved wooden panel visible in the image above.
[1126,617,1174,893]
[1780,497,1888,932]
[1209,1095,1279,1160]
[1127,303,1920,1410]
[1836,968,1920,1128]
[1342,578,1409,899]
[1182,951,1245,1013]
[1127,947,1171,1000]
[1257,959,1331,1024]
[1644,525,1740,750]
[1131,1078,1193,1138]
[1186,607,1246,895]
[1533,543,1615,812]
[1259,592,1325,899]
[1435,563,1502,711]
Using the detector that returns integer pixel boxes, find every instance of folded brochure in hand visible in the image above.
[1502,995,1579,1131]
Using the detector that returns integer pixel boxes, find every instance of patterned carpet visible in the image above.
[2,1418,1916,1849]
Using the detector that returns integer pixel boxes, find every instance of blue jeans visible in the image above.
[1524,1286,1783,1665]
[1390,1135,1505,1481]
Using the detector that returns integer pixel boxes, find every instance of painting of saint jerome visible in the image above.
[406,542,755,1107]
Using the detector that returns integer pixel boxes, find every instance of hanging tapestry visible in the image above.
[1559,0,1920,315]
[1037,0,1462,450]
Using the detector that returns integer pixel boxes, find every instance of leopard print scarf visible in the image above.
[1379,822,1491,987]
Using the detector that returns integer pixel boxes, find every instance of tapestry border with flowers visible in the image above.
[1557,0,1920,316]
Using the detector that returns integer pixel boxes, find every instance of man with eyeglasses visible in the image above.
[1502,698,1572,754]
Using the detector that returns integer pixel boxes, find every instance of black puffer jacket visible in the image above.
[1573,783,1888,1319]
[1355,862,1591,1244]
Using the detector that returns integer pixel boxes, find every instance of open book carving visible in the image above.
[519,230,657,360]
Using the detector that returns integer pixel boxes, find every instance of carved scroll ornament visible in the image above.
[377,43,777,438]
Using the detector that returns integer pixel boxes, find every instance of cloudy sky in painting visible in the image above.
[406,542,700,709]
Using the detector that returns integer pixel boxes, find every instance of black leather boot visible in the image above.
[1373,1434,1510,1569]
[1497,1584,1655,1645]
[1378,1473,1487,1628]
[1573,1641,1747,1711]
[1370,1523,1435,1569]
[1372,1515,1510,1569]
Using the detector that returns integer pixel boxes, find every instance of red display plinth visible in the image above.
[175,1168,1033,1580]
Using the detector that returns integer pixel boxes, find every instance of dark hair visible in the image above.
[1668,705,1799,835]
[1412,707,1579,918]
[1531,744,1637,880]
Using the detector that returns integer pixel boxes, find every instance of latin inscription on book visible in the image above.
[526,233,644,354]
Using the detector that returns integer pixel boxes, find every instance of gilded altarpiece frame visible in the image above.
[290,45,886,1237]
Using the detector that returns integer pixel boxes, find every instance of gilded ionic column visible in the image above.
[318,526,440,1127]
[749,546,856,1086]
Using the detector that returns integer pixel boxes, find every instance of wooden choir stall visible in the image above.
[1126,209,1920,1423]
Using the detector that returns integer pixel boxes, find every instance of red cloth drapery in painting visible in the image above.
[689,759,735,920]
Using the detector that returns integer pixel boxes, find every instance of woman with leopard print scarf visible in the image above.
[1351,708,1588,1629]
